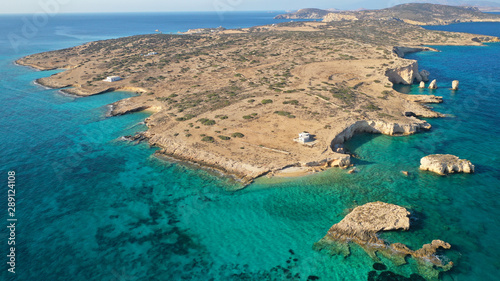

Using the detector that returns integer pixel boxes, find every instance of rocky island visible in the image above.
[314,202,453,281]
[16,3,499,184]
[420,154,475,175]
[275,3,500,25]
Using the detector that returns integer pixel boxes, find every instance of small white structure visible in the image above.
[297,132,311,143]
[145,52,158,56]
[104,76,122,82]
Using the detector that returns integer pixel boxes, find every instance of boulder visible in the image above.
[329,154,351,168]
[419,81,425,88]
[452,80,459,90]
[428,79,438,89]
[419,70,430,82]
[325,202,410,235]
[420,154,475,175]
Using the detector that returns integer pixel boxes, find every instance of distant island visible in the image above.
[275,3,500,25]
[16,3,500,184]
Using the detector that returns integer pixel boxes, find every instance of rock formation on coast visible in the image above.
[385,60,422,85]
[314,202,453,280]
[429,79,438,89]
[420,154,475,175]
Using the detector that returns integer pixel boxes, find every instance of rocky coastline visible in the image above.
[15,12,498,185]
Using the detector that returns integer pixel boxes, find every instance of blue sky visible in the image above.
[4,0,500,14]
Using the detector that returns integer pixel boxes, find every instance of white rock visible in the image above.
[452,80,459,90]
[332,120,431,145]
[385,60,421,85]
[419,81,425,88]
[420,154,475,175]
[428,79,438,89]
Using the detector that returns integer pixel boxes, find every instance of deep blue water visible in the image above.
[425,12,500,36]
[1,12,500,281]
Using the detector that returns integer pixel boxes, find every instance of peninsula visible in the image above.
[16,3,500,184]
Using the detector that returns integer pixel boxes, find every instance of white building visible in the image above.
[297,132,311,143]
[104,76,122,82]
[145,52,158,56]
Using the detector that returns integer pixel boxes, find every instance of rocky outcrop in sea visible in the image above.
[420,154,475,175]
[314,202,454,280]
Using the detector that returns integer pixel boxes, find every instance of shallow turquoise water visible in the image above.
[1,13,499,281]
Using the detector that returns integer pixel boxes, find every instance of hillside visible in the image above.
[276,3,500,25]
[274,8,332,19]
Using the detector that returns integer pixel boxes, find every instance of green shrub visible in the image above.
[201,136,215,143]
[197,118,216,126]
[247,99,255,103]
[176,114,196,121]
[363,103,381,111]
[218,135,231,140]
[243,115,253,119]
[274,111,296,118]
[232,132,245,138]
[283,100,299,105]
[261,99,273,104]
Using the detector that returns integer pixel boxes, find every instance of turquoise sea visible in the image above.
[1,12,499,281]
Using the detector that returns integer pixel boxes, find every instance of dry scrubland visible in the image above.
[17,19,500,183]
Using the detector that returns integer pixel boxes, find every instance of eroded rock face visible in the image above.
[420,154,475,175]
[420,70,430,82]
[452,80,459,90]
[314,202,454,280]
[331,119,431,145]
[386,60,422,85]
[419,81,426,88]
[429,79,438,89]
[324,202,410,240]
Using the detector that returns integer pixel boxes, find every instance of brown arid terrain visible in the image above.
[16,6,500,185]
